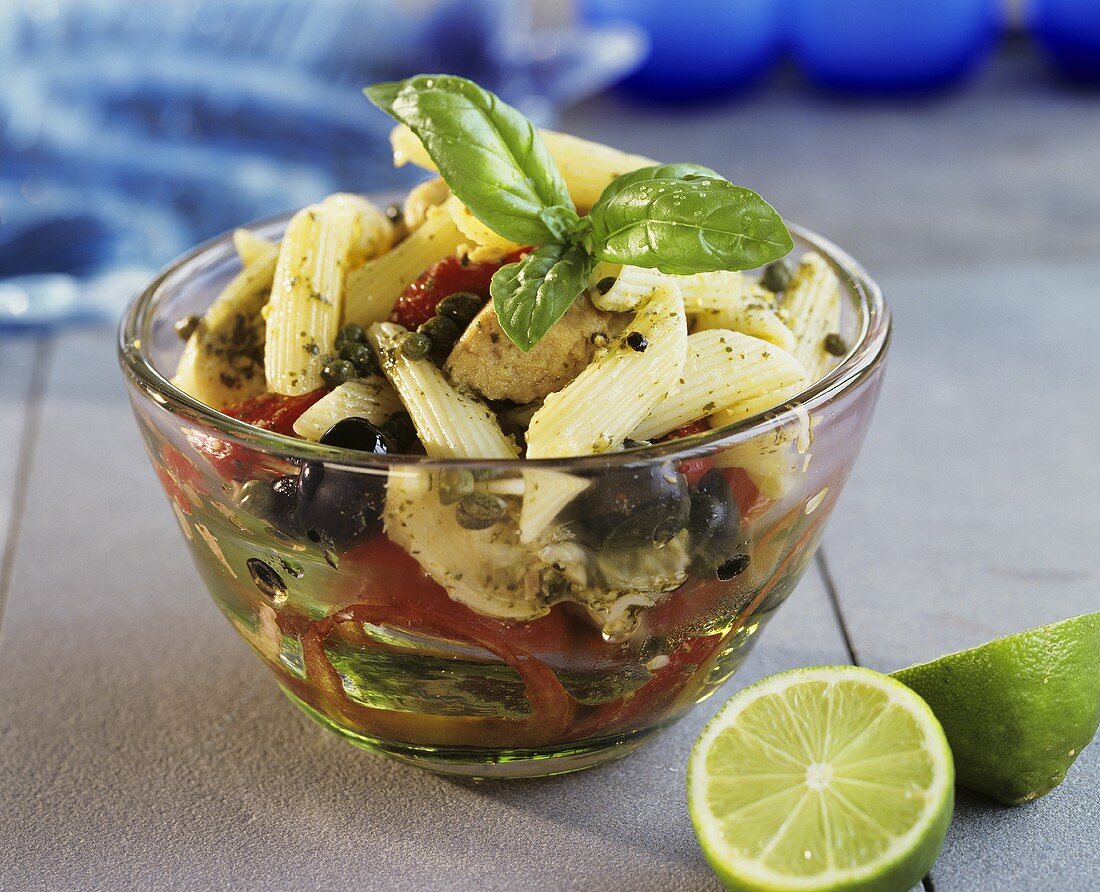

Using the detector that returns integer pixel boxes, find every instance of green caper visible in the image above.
[824,333,849,357]
[455,491,507,530]
[595,276,617,295]
[385,203,403,223]
[436,292,485,326]
[321,358,356,388]
[400,331,433,360]
[438,469,476,505]
[339,341,376,375]
[337,322,366,345]
[761,260,793,293]
[174,314,202,341]
[418,314,461,347]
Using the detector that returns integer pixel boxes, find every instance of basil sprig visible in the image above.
[365,75,793,351]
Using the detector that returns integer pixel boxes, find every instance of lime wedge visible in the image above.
[688,666,954,892]
[893,612,1100,806]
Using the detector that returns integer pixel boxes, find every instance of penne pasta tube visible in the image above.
[368,322,518,459]
[291,376,403,441]
[264,193,394,395]
[402,176,450,230]
[526,281,688,458]
[172,241,279,410]
[232,228,275,267]
[590,264,668,313]
[633,330,808,441]
[682,276,796,353]
[390,124,657,211]
[784,251,843,382]
[344,202,464,328]
[446,196,523,261]
[519,469,591,543]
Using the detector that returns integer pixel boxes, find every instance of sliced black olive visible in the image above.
[572,464,690,550]
[716,553,751,581]
[320,417,394,455]
[295,461,384,547]
[688,469,743,575]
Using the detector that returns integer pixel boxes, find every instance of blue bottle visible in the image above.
[578,0,783,100]
[1031,0,1100,83]
[791,0,1001,94]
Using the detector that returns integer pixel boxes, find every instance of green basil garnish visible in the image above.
[490,244,594,352]
[364,75,793,350]
[365,75,573,246]
[588,176,793,275]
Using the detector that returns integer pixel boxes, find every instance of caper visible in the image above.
[625,331,648,352]
[337,322,366,345]
[824,333,849,357]
[438,468,476,505]
[320,358,356,388]
[385,203,403,223]
[418,314,461,348]
[400,331,433,360]
[174,314,202,341]
[761,260,793,293]
[436,292,485,326]
[455,491,507,530]
[339,341,376,375]
[595,276,616,295]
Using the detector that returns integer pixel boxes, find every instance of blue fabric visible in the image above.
[0,0,643,326]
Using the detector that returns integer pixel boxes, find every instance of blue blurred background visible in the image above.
[1,0,1098,326]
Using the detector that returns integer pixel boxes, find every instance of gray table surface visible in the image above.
[1,47,1098,891]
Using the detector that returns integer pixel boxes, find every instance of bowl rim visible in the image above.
[118,202,891,471]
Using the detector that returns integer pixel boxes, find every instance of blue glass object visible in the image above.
[0,0,644,327]
[579,0,782,100]
[791,0,1001,94]
[1031,0,1100,84]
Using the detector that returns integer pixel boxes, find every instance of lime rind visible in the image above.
[688,666,954,892]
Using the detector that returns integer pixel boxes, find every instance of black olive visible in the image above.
[380,412,421,453]
[295,461,384,547]
[572,464,690,550]
[688,469,742,574]
[625,331,648,352]
[320,417,395,454]
[260,475,302,536]
[761,260,793,293]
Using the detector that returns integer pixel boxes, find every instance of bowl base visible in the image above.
[280,685,671,778]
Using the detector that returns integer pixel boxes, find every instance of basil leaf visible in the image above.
[490,244,594,352]
[595,162,721,206]
[588,176,793,275]
[365,75,573,245]
[538,205,584,242]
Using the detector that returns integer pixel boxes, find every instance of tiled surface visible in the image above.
[3,45,1100,891]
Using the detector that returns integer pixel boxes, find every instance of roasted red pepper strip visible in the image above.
[389,248,528,330]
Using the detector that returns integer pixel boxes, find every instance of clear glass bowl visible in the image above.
[118,206,890,778]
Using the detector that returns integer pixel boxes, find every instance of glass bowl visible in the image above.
[118,204,890,778]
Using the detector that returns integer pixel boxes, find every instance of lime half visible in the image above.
[893,612,1100,806]
[688,666,954,892]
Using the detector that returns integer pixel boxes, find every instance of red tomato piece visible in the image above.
[664,420,713,487]
[389,248,528,330]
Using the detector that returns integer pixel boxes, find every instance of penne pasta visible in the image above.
[344,202,464,328]
[172,242,279,410]
[390,124,657,212]
[682,275,796,353]
[783,251,843,382]
[590,264,666,313]
[291,376,403,441]
[526,281,688,458]
[368,322,518,459]
[402,177,450,230]
[633,330,808,441]
[446,195,522,262]
[264,194,394,395]
[232,228,275,267]
[519,469,591,543]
